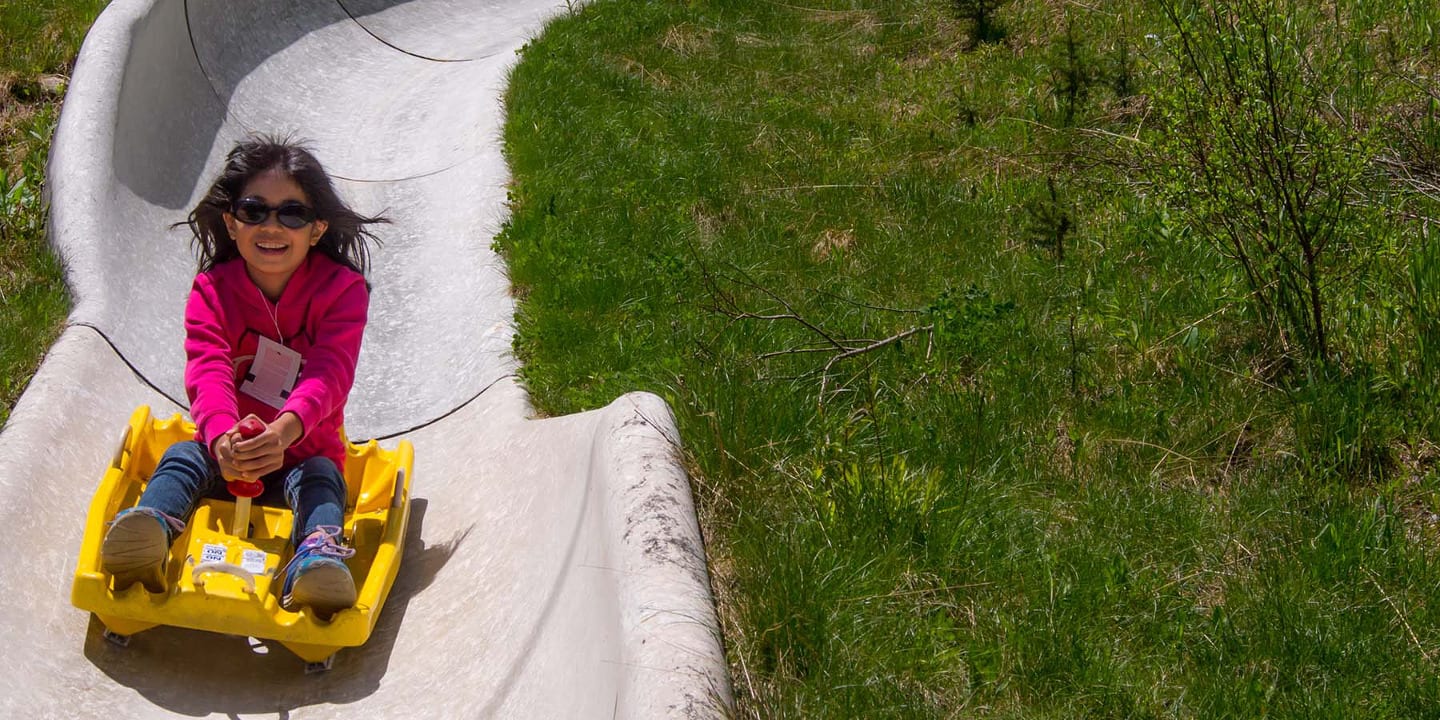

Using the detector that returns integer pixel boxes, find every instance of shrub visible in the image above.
[1146,0,1379,362]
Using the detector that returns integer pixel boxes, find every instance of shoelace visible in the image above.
[111,506,187,536]
[281,525,356,582]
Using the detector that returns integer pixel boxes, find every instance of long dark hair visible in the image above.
[181,135,387,275]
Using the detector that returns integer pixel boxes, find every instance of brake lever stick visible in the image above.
[227,418,266,538]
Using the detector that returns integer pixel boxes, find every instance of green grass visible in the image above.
[499,1,1440,717]
[0,0,105,426]
[5,0,1440,716]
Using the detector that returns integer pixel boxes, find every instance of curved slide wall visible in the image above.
[0,0,731,716]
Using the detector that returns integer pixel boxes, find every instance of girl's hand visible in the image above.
[211,428,246,481]
[214,413,304,481]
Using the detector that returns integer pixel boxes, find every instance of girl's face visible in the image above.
[223,168,329,300]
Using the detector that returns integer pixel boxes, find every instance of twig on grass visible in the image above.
[697,259,933,406]
[742,183,882,194]
[1364,566,1433,663]
[1102,437,1201,481]
[819,325,931,400]
[703,264,846,349]
[757,346,847,360]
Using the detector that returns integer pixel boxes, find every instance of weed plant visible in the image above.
[0,0,105,426]
[501,0,1440,717]
[1149,0,1390,363]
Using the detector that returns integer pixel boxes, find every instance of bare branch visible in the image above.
[820,325,932,378]
[716,268,847,349]
[757,346,846,361]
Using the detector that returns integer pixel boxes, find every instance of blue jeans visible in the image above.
[137,440,346,545]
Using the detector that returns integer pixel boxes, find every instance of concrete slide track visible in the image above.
[0,0,731,717]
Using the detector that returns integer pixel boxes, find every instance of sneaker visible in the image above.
[281,526,356,620]
[101,507,182,593]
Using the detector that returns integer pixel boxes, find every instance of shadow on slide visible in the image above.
[116,0,468,210]
[81,500,464,715]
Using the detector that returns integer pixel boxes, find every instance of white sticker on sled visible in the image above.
[241,549,267,575]
[201,543,227,564]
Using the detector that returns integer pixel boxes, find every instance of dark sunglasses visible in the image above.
[232,197,317,229]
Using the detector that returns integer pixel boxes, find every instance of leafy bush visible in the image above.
[1147,0,1379,362]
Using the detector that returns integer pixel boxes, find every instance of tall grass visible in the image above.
[500,0,1440,716]
[0,0,106,426]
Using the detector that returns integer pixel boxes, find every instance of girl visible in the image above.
[101,136,387,620]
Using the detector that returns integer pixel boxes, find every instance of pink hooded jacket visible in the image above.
[184,253,368,471]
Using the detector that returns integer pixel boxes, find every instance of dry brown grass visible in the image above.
[810,227,855,262]
[609,54,675,90]
[0,72,66,176]
[661,23,716,57]
[0,96,34,176]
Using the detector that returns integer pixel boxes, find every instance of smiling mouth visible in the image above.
[256,242,288,252]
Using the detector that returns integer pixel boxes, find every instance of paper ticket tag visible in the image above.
[239,335,302,410]
[241,549,268,575]
[201,543,227,564]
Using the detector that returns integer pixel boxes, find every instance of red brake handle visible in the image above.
[228,479,264,498]
[236,418,265,438]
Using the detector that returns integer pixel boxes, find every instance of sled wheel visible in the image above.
[304,655,335,675]
[102,629,131,647]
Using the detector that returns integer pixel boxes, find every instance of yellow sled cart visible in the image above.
[72,406,413,672]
